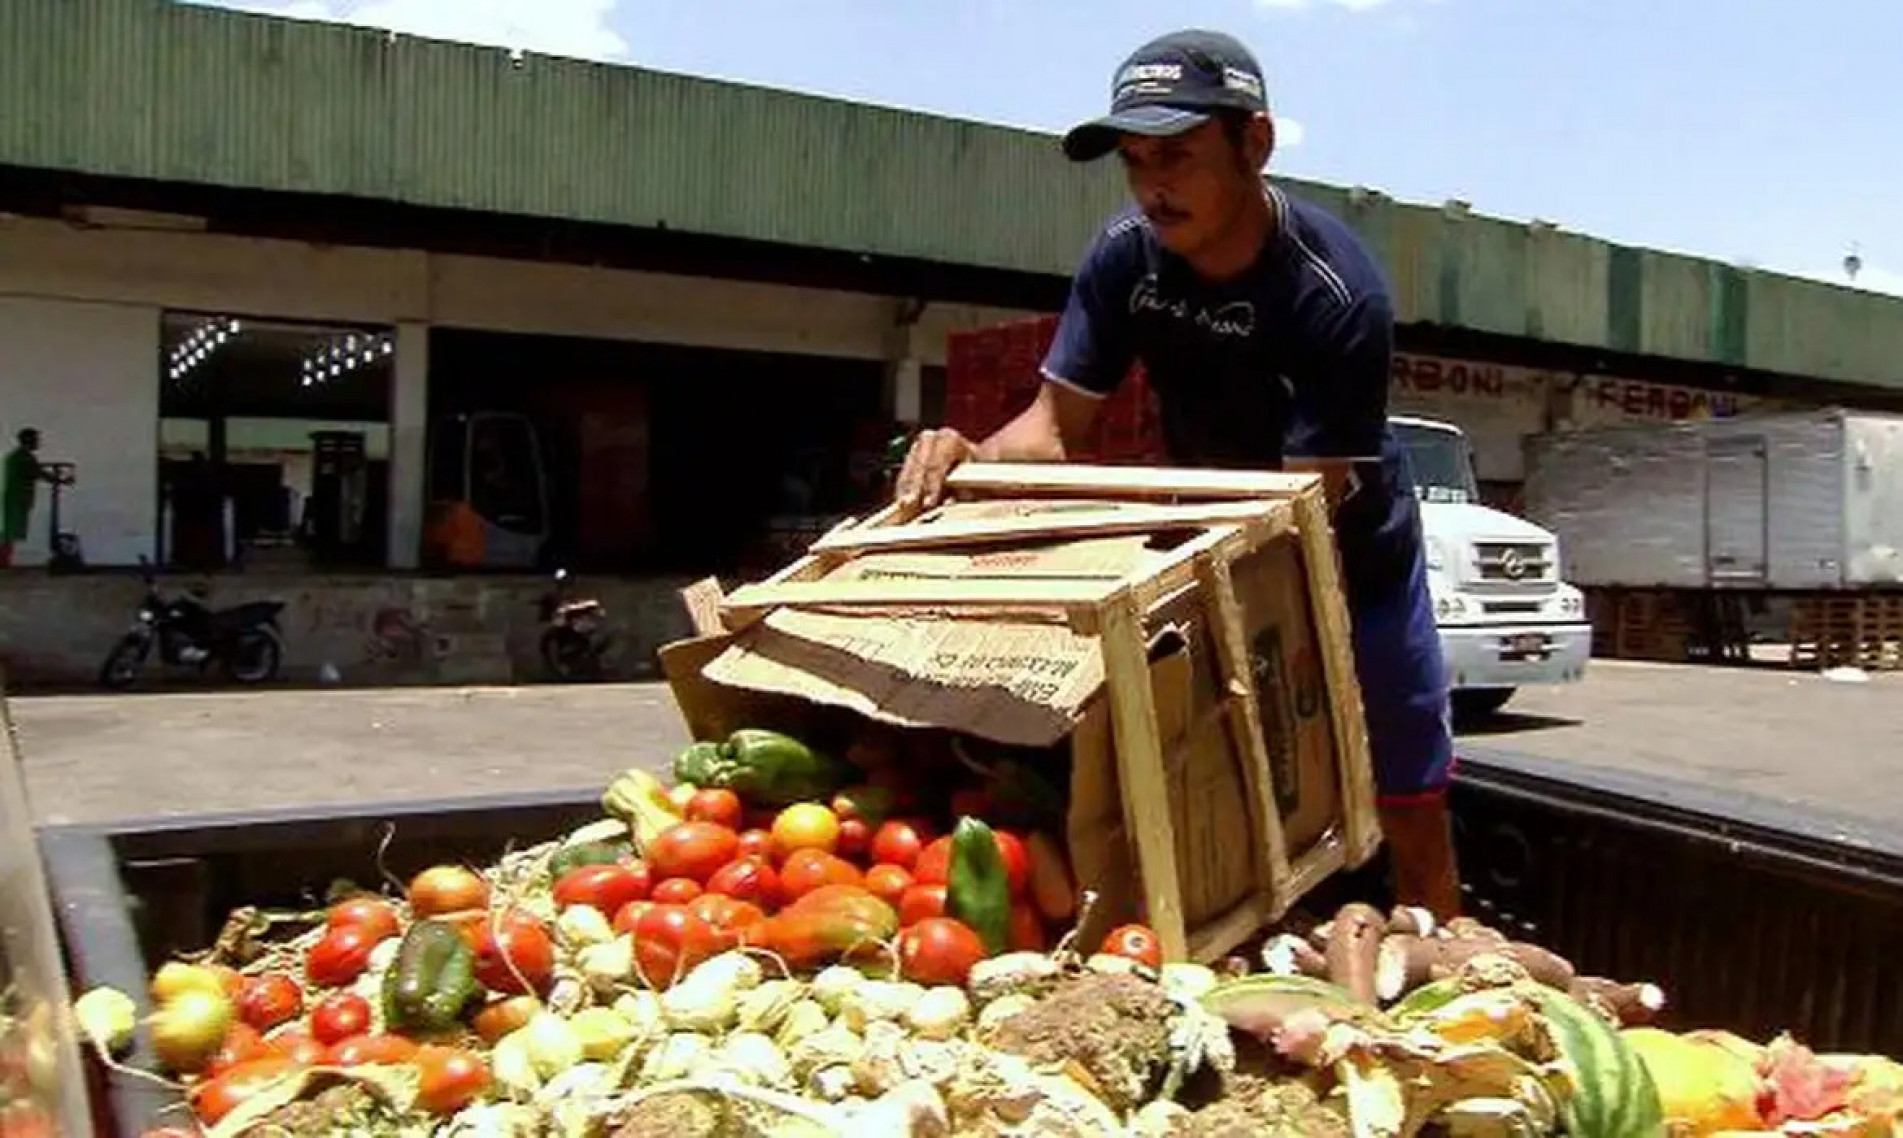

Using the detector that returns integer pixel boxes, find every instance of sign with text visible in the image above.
[1389,352,1552,482]
[1566,377,1769,429]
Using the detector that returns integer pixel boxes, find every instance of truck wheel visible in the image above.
[1452,688,1515,723]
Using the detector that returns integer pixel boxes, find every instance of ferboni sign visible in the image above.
[1387,350,1772,482]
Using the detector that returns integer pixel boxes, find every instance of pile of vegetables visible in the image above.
[59,725,1903,1136]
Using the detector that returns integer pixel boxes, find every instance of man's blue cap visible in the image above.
[1062,29,1270,162]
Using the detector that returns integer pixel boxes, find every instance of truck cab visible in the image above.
[1391,415,1592,718]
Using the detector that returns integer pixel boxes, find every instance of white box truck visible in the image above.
[1393,415,1593,718]
[1522,407,1903,590]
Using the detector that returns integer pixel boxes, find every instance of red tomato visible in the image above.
[835,818,872,860]
[870,820,930,871]
[326,897,400,943]
[470,909,556,995]
[416,1045,492,1114]
[324,1033,419,1068]
[1009,903,1045,952]
[553,863,650,916]
[235,973,303,1033]
[689,894,768,943]
[685,788,744,830]
[898,883,949,927]
[912,836,954,885]
[407,865,490,917]
[309,992,372,1046]
[779,849,862,902]
[735,829,776,861]
[630,903,722,989]
[864,863,913,908]
[471,995,539,1045]
[611,900,654,937]
[993,831,1031,898]
[264,1027,326,1066]
[1100,924,1165,970]
[651,877,704,905]
[306,924,378,987]
[191,1057,302,1125]
[897,918,988,986]
[705,857,782,909]
[646,822,741,883]
[205,1022,269,1076]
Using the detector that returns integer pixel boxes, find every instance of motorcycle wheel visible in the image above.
[223,628,283,685]
[98,635,149,691]
[540,628,599,682]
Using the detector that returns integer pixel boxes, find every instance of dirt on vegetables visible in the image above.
[1171,1074,1350,1138]
[984,972,1178,1114]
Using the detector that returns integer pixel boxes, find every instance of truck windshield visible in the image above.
[1393,421,1480,504]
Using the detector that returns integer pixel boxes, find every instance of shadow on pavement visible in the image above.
[1455,710,1581,737]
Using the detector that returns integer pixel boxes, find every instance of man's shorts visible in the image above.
[1346,537,1455,804]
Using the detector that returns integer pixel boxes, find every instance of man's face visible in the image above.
[1116,116,1271,262]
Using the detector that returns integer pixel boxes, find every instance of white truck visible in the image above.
[1391,415,1593,719]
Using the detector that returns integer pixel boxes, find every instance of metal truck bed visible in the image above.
[31,754,1903,1135]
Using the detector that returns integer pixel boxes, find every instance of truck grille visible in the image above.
[1474,542,1553,583]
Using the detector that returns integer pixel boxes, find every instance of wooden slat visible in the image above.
[752,504,906,591]
[719,576,1114,629]
[677,576,727,638]
[1188,893,1275,962]
[1196,551,1294,910]
[1290,489,1382,866]
[807,499,1286,555]
[946,462,1323,501]
[1097,594,1190,962]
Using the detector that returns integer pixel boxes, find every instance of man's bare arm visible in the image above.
[975,382,1104,463]
[894,382,1104,516]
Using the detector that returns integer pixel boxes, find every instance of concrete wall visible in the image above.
[0,571,701,690]
[0,296,160,565]
[0,216,1034,366]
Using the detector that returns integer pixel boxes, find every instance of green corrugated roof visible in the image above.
[5,0,1903,391]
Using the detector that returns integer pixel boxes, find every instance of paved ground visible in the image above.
[9,660,1902,831]
[9,684,692,827]
[1462,659,1903,829]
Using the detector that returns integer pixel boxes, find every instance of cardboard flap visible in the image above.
[702,609,1104,748]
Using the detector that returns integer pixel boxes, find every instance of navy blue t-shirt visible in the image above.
[1041,182,1423,602]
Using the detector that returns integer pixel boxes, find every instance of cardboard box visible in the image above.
[659,463,1381,962]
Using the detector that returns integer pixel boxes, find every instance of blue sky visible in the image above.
[202,0,1902,296]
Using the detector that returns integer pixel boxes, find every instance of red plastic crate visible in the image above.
[943,316,1165,465]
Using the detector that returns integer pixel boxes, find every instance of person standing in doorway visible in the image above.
[894,30,1462,917]
[2,428,51,567]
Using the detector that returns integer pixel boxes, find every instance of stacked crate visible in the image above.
[944,316,1165,464]
[1789,595,1903,671]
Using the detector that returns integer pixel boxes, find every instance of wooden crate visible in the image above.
[659,463,1381,964]
[1789,594,1903,671]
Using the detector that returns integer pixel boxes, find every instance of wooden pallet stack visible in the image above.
[1789,594,1903,671]
[1584,588,1694,662]
[661,463,1381,964]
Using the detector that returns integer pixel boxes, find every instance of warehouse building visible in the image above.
[3,0,1902,685]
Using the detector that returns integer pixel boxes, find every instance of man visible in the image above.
[894,29,1461,916]
[2,427,49,568]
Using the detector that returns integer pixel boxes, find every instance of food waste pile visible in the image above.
[63,726,1903,1137]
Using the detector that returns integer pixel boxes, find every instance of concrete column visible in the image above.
[884,300,928,425]
[387,322,429,569]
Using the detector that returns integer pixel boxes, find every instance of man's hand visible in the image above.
[893,427,979,520]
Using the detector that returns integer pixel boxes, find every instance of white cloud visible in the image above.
[198,0,629,62]
[1276,116,1307,148]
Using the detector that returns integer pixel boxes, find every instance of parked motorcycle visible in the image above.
[97,557,286,690]
[538,568,612,681]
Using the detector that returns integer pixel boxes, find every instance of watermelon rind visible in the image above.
[1527,985,1667,1138]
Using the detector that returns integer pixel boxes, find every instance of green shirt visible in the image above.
[3,447,40,542]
